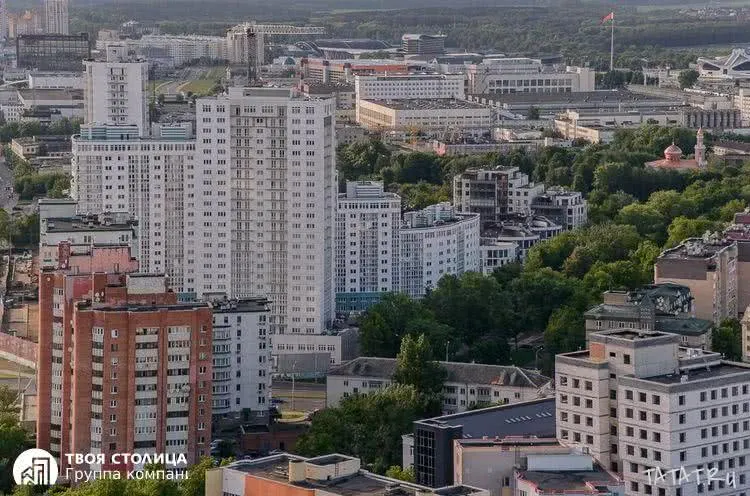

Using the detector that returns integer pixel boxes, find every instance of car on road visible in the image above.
[271,398,286,405]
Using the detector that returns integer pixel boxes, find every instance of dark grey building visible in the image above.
[16,33,90,71]
[412,397,556,488]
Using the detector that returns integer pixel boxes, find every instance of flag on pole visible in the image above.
[601,12,614,24]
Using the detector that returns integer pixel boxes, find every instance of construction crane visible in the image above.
[228,22,326,85]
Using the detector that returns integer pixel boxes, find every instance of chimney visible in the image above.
[288,459,305,484]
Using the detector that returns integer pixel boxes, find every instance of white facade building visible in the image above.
[357,98,492,131]
[44,0,68,34]
[83,44,149,136]
[97,35,228,66]
[72,87,337,335]
[197,87,336,334]
[466,59,595,95]
[327,357,552,414]
[28,71,83,90]
[335,181,401,312]
[699,48,750,79]
[557,328,750,496]
[71,123,196,295]
[209,297,272,424]
[399,203,481,298]
[479,239,517,274]
[354,73,465,122]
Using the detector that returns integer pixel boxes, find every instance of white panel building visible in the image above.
[335,181,401,312]
[44,0,69,35]
[83,44,149,136]
[71,123,196,295]
[197,87,336,334]
[209,297,272,424]
[354,73,465,122]
[399,203,481,298]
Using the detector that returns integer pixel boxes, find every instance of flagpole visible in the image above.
[610,14,614,72]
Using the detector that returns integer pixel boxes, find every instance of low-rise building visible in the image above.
[27,71,83,89]
[411,398,557,488]
[357,98,492,132]
[584,285,713,349]
[272,328,360,376]
[354,73,465,107]
[326,357,551,413]
[655,234,738,324]
[204,453,489,496]
[515,457,623,496]
[16,88,84,120]
[465,59,594,95]
[432,137,541,157]
[301,57,409,84]
[480,239,518,274]
[10,135,71,160]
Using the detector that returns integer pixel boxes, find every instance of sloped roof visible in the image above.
[328,357,550,388]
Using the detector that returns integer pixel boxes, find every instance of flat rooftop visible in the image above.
[362,98,489,111]
[470,90,677,105]
[17,88,83,101]
[416,397,556,439]
[644,362,750,385]
[227,454,482,496]
[45,215,136,232]
[658,236,733,260]
[518,465,619,493]
[209,297,271,314]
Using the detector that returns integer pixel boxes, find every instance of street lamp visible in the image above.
[534,346,545,371]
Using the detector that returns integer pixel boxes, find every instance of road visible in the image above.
[272,379,326,413]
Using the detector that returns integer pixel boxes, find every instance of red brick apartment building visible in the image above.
[37,243,213,472]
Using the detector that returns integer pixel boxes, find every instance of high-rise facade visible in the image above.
[196,87,336,333]
[44,0,69,35]
[37,245,214,471]
[335,181,401,312]
[71,123,196,296]
[83,44,149,136]
[72,87,337,333]
[209,298,272,424]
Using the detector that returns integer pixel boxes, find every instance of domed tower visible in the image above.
[695,127,707,168]
[664,142,683,163]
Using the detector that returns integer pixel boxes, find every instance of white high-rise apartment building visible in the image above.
[557,328,750,496]
[44,0,69,34]
[400,203,481,298]
[73,86,336,332]
[83,44,149,136]
[196,87,336,334]
[71,123,196,295]
[209,298,272,424]
[335,181,401,312]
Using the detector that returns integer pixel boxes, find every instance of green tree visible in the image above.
[359,293,432,357]
[295,385,422,474]
[385,466,415,482]
[678,69,699,89]
[527,106,540,120]
[180,457,215,496]
[712,319,742,361]
[0,418,31,494]
[665,217,722,248]
[615,203,667,243]
[393,334,446,415]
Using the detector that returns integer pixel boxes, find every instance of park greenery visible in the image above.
[338,124,750,375]
[295,334,445,472]
[0,385,32,495]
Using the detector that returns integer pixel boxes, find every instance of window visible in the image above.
[624,354,631,364]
